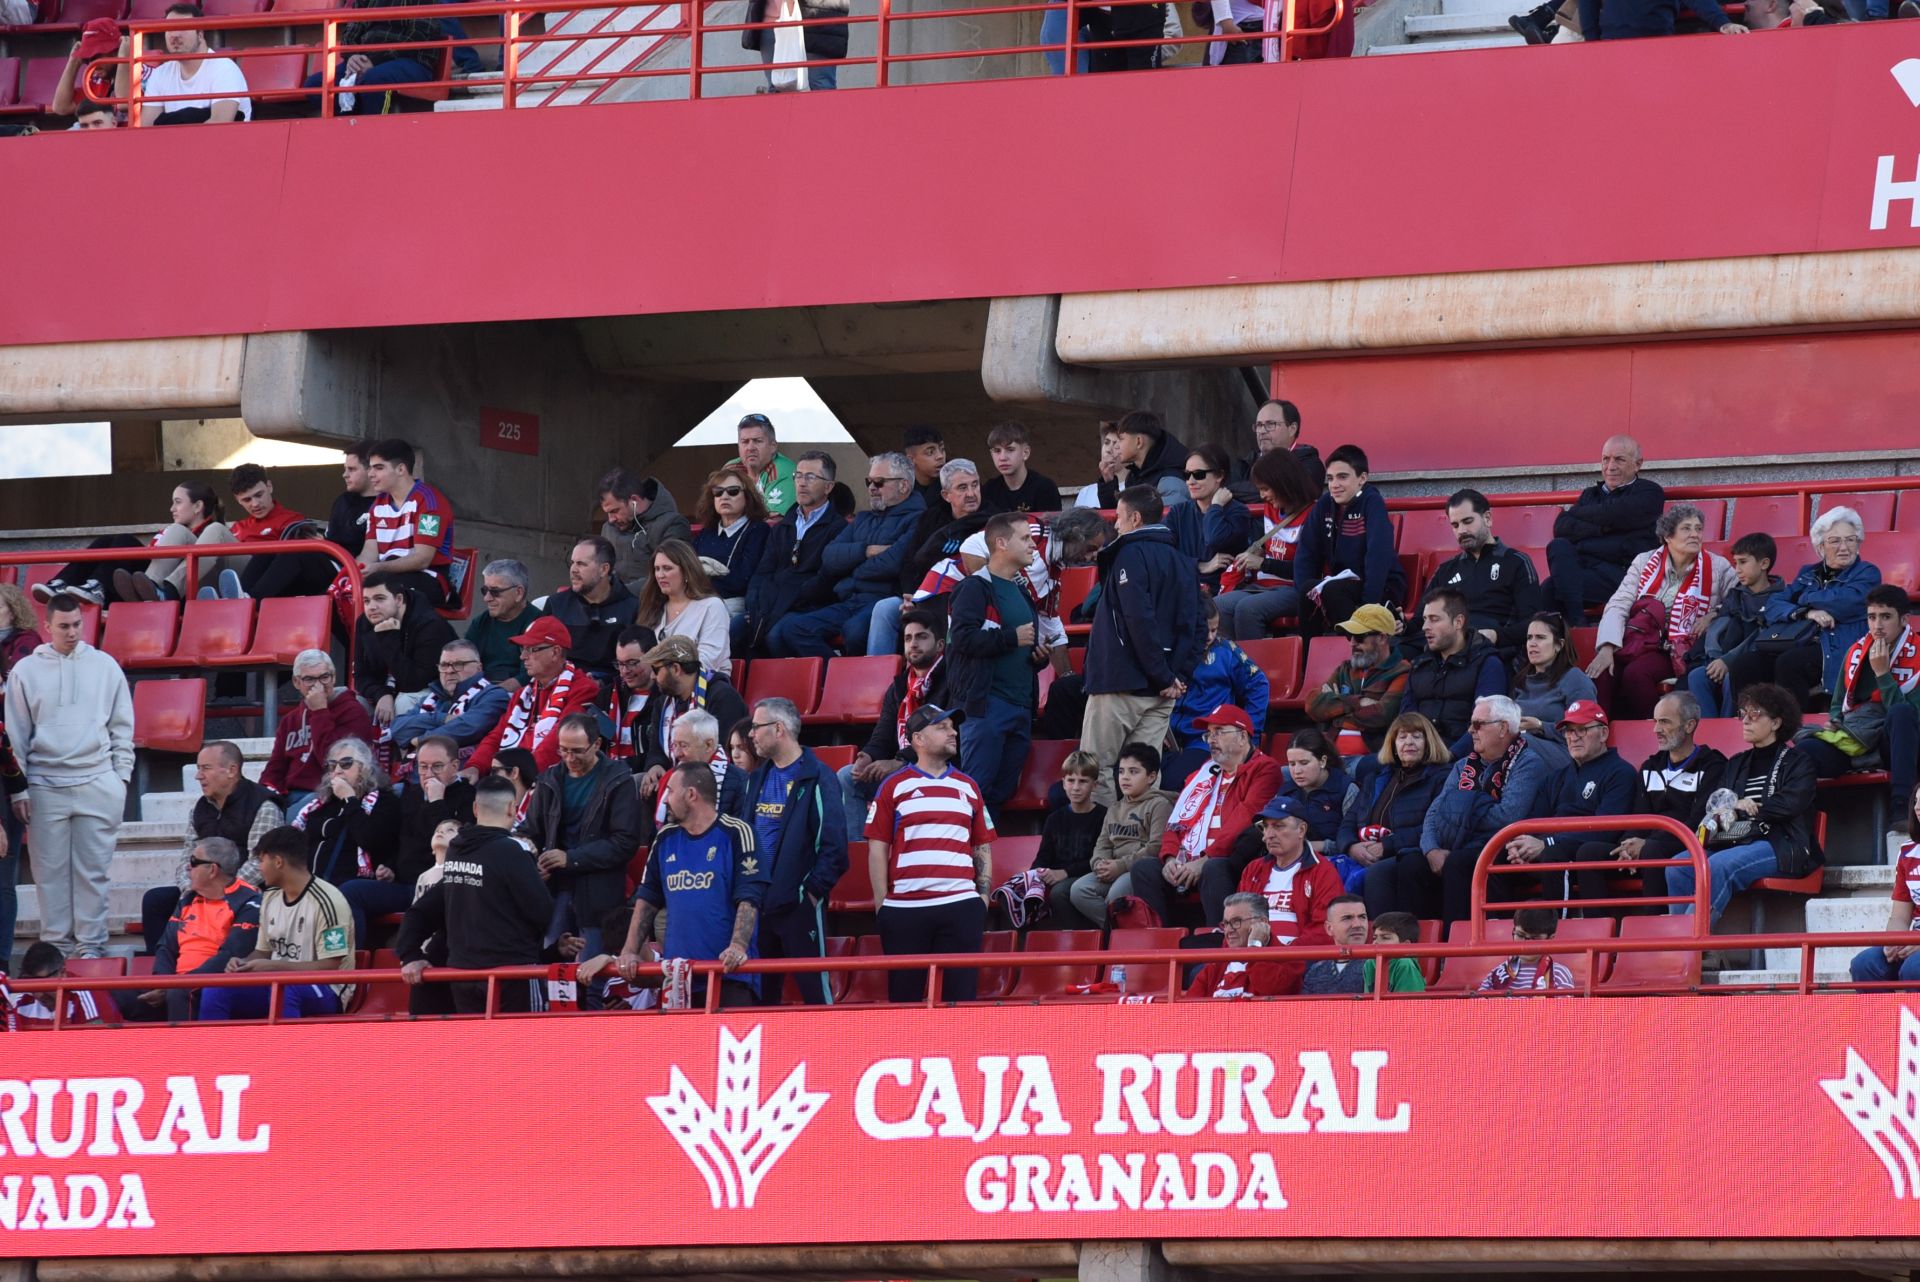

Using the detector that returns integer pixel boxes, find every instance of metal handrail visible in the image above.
[1468,813,1713,932]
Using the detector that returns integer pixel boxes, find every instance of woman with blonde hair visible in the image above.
[638,539,730,670]
[1336,710,1453,914]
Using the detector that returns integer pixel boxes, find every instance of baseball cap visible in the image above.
[643,635,702,670]
[509,616,572,650]
[1195,704,1253,736]
[906,703,964,735]
[1258,795,1307,824]
[1558,700,1609,729]
[1336,604,1400,637]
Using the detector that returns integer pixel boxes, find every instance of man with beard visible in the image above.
[1304,604,1412,754]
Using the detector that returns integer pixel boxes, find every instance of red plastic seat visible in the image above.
[1685,498,1728,541]
[1818,491,1897,532]
[173,598,254,664]
[811,743,855,773]
[437,548,479,619]
[828,840,875,912]
[1568,625,1598,671]
[1275,634,1347,712]
[842,934,892,1004]
[127,0,173,16]
[1009,740,1076,812]
[1608,719,1659,767]
[355,982,412,1017]
[100,600,180,670]
[1107,926,1185,996]
[241,48,314,99]
[1494,505,1563,549]
[1734,495,1806,539]
[203,0,267,12]
[1238,636,1303,705]
[65,956,126,978]
[1003,929,1103,998]
[128,955,156,976]
[742,657,823,719]
[803,655,901,727]
[1431,918,1608,993]
[1868,530,1920,596]
[14,57,68,110]
[1396,508,1458,556]
[57,0,126,20]
[207,595,328,666]
[991,834,1040,888]
[1058,564,1096,636]
[133,677,206,754]
[1692,717,1749,758]
[270,0,347,11]
[0,61,20,110]
[1415,917,1444,984]
[974,928,1020,999]
[1600,915,1702,990]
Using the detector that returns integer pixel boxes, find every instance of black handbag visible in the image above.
[1750,618,1820,655]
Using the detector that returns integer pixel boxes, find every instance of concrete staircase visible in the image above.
[1369,0,1526,53]
[1714,831,1904,987]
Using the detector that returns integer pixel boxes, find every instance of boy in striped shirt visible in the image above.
[1476,907,1576,995]
[866,704,994,1003]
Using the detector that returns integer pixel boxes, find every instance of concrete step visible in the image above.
[1369,32,1525,50]
[1714,968,1847,986]
[1826,862,1895,895]
[1765,897,1891,972]
[1404,10,1515,34]
[17,883,153,932]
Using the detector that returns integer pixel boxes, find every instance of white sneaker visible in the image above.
[73,945,107,961]
[68,580,106,607]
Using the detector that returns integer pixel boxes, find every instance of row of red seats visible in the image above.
[97,595,329,671]
[4,0,341,32]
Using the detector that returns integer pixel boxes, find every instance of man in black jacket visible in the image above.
[521,714,642,957]
[637,637,748,800]
[1114,410,1191,510]
[737,451,846,657]
[354,571,457,730]
[1544,435,1665,622]
[397,776,553,1014]
[838,608,949,849]
[1403,589,1508,749]
[1229,399,1325,501]
[744,697,848,1005]
[950,513,1045,818]
[338,734,475,935]
[544,537,640,690]
[1424,489,1544,660]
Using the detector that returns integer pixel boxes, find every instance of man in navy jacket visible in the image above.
[744,697,848,1005]
[737,451,846,658]
[766,452,926,658]
[1544,435,1665,623]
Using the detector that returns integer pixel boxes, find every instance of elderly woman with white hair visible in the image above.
[290,736,401,940]
[1774,505,1885,700]
[1586,503,1736,721]
[1391,694,1554,926]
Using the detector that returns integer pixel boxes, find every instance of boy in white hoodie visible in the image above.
[4,594,133,959]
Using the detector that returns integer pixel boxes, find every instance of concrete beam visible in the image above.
[1079,1241,1171,1282]
[576,301,991,382]
[0,337,243,424]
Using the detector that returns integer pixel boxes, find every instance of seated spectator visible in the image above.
[950,513,1048,818]
[523,713,643,956]
[1544,435,1665,624]
[1189,444,1263,595]
[355,570,458,730]
[140,740,278,954]
[637,540,731,672]
[222,463,335,602]
[290,737,400,893]
[260,649,377,814]
[1398,695,1552,925]
[1345,711,1452,912]
[865,704,994,1003]
[1183,891,1291,1000]
[1229,398,1324,501]
[1511,611,1597,759]
[8,942,119,1027]
[201,826,355,1021]
[1362,911,1427,993]
[838,608,949,847]
[737,451,845,657]
[329,441,379,564]
[1851,783,1920,988]
[1580,0,1744,39]
[617,761,764,1008]
[1212,447,1319,641]
[598,468,692,593]
[1795,585,1917,834]
[1498,700,1634,908]
[767,452,927,659]
[1668,682,1820,923]
[729,719,761,775]
[465,617,602,777]
[691,464,772,619]
[1236,794,1345,976]
[998,750,1104,928]
[1586,503,1734,721]
[41,482,235,606]
[364,439,457,606]
[114,8,251,127]
[1426,490,1543,661]
[903,425,948,509]
[1405,588,1508,749]
[1776,506,1884,701]
[1132,704,1284,928]
[1167,598,1271,783]
[1073,421,1126,512]
[605,626,659,770]
[465,558,544,692]
[634,635,747,802]
[649,709,745,829]
[1083,0,1165,72]
[1687,532,1792,718]
[882,459,988,658]
[338,733,473,937]
[122,836,260,1022]
[1294,445,1403,635]
[1570,691,1724,911]
[397,776,554,1014]
[48,22,123,126]
[546,536,642,688]
[1475,907,1575,994]
[389,640,509,754]
[729,413,797,515]
[1112,410,1191,510]
[301,0,451,115]
[1301,895,1374,995]
[1305,603,1412,755]
[0,583,42,681]
[1276,727,1357,859]
[1069,743,1170,927]
[740,697,847,1006]
[983,421,1061,514]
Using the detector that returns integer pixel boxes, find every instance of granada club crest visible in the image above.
[647,1026,829,1209]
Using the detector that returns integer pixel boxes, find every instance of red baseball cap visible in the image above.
[1195,704,1254,736]
[1557,700,1609,729]
[509,616,572,650]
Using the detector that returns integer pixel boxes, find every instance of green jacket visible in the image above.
[1360,956,1426,993]
[731,452,797,516]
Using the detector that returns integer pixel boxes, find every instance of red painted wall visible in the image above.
[3,23,1920,347]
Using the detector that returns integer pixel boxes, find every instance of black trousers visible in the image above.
[1128,854,1242,928]
[878,897,986,1003]
[1304,579,1368,638]
[242,550,337,600]
[759,899,833,1006]
[1567,835,1687,915]
[55,534,144,599]
[450,976,548,1014]
[1084,1,1163,71]
[1721,644,1826,710]
[1393,844,1540,926]
[1543,539,1625,621]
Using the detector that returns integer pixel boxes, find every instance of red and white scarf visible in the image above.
[1220,505,1307,594]
[607,686,651,761]
[293,788,383,878]
[501,664,582,755]
[1840,627,1920,714]
[895,657,942,753]
[654,752,729,826]
[1168,761,1235,860]
[1210,938,1266,999]
[1635,549,1722,665]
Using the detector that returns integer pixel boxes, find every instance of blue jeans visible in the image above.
[958,696,1033,817]
[304,58,436,115]
[1039,5,1091,73]
[866,595,906,659]
[766,598,876,658]
[1665,839,1781,924]
[1851,946,1920,985]
[340,876,414,944]
[1214,585,1300,642]
[1685,664,1735,719]
[836,762,880,854]
[199,982,344,1021]
[1841,0,1887,18]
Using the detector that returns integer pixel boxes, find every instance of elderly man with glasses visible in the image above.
[464,558,545,694]
[388,640,510,756]
[737,451,849,657]
[464,617,602,779]
[765,451,927,659]
[260,648,376,817]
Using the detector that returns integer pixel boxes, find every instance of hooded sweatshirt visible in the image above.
[3,640,133,785]
[603,480,693,590]
[396,825,552,969]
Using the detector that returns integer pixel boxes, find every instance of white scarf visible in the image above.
[502,664,581,753]
[1168,761,1232,860]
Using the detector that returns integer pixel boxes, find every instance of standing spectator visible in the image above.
[466,617,602,776]
[486,749,539,821]
[605,627,659,769]
[1586,504,1734,721]
[1294,445,1403,635]
[738,451,844,657]
[1214,448,1321,641]
[1276,727,1358,859]
[0,583,43,682]
[902,426,948,510]
[1229,398,1324,500]
[546,536,642,688]
[1084,0,1165,74]
[1686,532,1791,718]
[5,595,132,959]
[1543,435,1665,624]
[728,719,761,776]
[1005,750,1104,927]
[743,697,847,1005]
[259,648,376,813]
[837,609,949,849]
[366,439,457,607]
[633,636,747,803]
[766,453,926,659]
[140,740,279,954]
[1512,612,1598,753]
[982,421,1061,514]
[111,482,237,603]
[619,762,766,1007]
[728,414,797,516]
[950,512,1046,818]
[692,465,772,619]
[1133,704,1284,928]
[743,0,846,91]
[1305,604,1412,754]
[298,0,450,114]
[1344,712,1452,912]
[354,571,458,730]
[1183,892,1288,999]
[1068,743,1171,927]
[597,468,692,592]
[222,463,334,603]
[338,734,472,934]
[1111,410,1190,509]
[1667,683,1820,923]
[124,837,259,1022]
[1301,895,1374,995]
[1080,485,1206,808]
[1425,489,1544,659]
[1189,445,1264,595]
[1570,691,1724,910]
[866,705,994,1003]
[1168,598,1270,782]
[1496,701,1635,910]
[397,776,553,1014]
[388,640,509,754]
[1849,783,1920,988]
[1404,588,1508,749]
[290,737,400,896]
[522,714,644,956]
[1795,585,1917,828]
[465,559,544,692]
[1475,907,1575,994]
[201,826,355,1021]
[1775,506,1883,698]
[113,6,251,126]
[648,709,745,828]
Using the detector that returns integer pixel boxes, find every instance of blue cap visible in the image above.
[1257,794,1306,823]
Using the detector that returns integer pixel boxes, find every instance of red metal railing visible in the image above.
[1468,813,1712,930]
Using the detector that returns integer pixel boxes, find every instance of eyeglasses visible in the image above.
[739,414,772,427]
[1183,469,1219,481]
[1822,535,1863,546]
[1737,708,1773,721]
[479,585,515,598]
[748,721,779,732]
[437,660,479,671]
[1467,720,1498,731]
[292,672,331,685]
[710,486,745,499]
[865,477,899,489]
[1222,915,1257,928]
[521,643,558,656]
[188,856,221,870]
[794,471,830,484]
[325,757,359,770]
[615,659,648,671]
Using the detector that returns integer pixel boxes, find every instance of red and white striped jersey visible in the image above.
[1477,958,1575,994]
[1259,860,1307,943]
[371,480,456,570]
[865,765,996,909]
[2,983,118,1029]
[1891,844,1920,917]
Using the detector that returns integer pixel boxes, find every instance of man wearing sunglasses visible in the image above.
[464,558,544,695]
[738,451,847,657]
[765,452,926,659]
[729,414,798,517]
[120,836,260,1022]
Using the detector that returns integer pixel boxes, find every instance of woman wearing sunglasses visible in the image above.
[288,736,400,942]
[692,464,772,621]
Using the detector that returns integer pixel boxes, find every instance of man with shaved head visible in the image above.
[1543,435,1666,624]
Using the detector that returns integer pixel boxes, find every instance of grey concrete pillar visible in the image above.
[1079,1240,1170,1282]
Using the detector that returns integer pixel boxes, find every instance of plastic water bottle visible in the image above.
[1109,963,1128,995]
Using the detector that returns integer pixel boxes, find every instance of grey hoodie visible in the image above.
[3,640,134,786]
[602,478,693,590]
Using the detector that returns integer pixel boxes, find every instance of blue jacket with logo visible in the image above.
[1084,524,1206,697]
[817,491,927,607]
[1173,639,1271,744]
[745,747,848,909]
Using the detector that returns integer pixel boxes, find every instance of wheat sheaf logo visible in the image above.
[647,1025,830,1209]
[1822,1007,1920,1197]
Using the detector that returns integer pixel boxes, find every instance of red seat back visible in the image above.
[133,677,206,754]
[1495,505,1563,549]
[991,834,1039,888]
[1734,494,1806,539]
[1057,565,1096,623]
[1608,719,1659,767]
[1693,717,1749,758]
[811,743,855,773]
[128,954,156,976]
[827,838,876,912]
[17,58,69,110]
[1009,740,1076,811]
[241,48,314,99]
[57,0,127,18]
[240,595,330,664]
[1396,508,1458,556]
[1107,926,1185,996]
[202,0,266,12]
[174,598,254,663]
[742,657,823,718]
[65,956,126,978]
[1004,929,1103,998]
[1238,636,1303,704]
[975,928,1020,999]
[437,548,479,619]
[1685,498,1728,541]
[1568,625,1599,671]
[1283,634,1349,710]
[843,934,892,1004]
[1601,914,1702,990]
[812,655,901,725]
[0,59,21,111]
[1868,529,1920,596]
[1818,491,1897,532]
[100,600,180,668]
[1416,917,1444,983]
